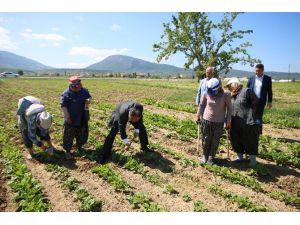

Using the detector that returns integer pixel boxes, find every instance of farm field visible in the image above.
[0,77,299,212]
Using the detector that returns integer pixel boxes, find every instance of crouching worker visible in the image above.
[98,101,154,164]
[17,96,53,160]
[197,78,232,165]
[226,78,260,167]
[60,76,92,160]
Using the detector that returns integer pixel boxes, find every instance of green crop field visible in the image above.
[0,77,299,212]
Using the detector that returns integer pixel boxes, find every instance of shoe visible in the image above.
[248,161,257,167]
[65,152,72,160]
[97,155,106,165]
[141,146,154,153]
[45,147,54,156]
[198,156,207,164]
[206,157,214,165]
[26,154,34,160]
[232,158,244,163]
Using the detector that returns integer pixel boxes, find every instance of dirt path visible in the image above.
[69,159,138,212]
[263,124,300,142]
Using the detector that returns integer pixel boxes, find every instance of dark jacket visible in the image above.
[247,74,273,107]
[60,87,91,127]
[108,101,144,139]
[231,88,259,129]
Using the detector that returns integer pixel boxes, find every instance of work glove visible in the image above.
[225,121,231,130]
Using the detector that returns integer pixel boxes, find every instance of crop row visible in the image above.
[45,164,102,212]
[259,136,300,168]
[91,164,166,212]
[208,185,270,212]
[0,126,50,212]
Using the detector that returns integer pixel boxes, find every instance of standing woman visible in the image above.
[197,78,232,165]
[226,77,260,166]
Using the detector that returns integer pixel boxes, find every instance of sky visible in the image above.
[0,12,300,72]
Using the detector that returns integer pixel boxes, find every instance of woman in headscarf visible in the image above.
[226,77,260,166]
[197,78,232,165]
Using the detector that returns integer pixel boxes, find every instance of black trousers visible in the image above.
[256,103,265,134]
[100,122,149,159]
[230,124,259,156]
[62,122,89,152]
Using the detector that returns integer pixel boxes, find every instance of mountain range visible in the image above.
[0,51,51,71]
[0,50,299,79]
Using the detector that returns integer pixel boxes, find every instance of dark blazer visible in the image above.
[247,74,273,107]
[108,101,144,139]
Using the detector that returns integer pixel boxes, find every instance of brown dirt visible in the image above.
[0,163,8,212]
[69,159,138,212]
[148,129,299,211]
[18,149,80,212]
[145,105,195,121]
[263,124,300,142]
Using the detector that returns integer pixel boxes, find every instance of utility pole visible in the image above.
[288,64,290,82]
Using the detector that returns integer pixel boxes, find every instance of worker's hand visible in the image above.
[40,145,47,151]
[134,129,139,138]
[267,102,272,109]
[124,143,130,151]
[66,116,72,125]
[225,121,231,130]
[196,115,201,124]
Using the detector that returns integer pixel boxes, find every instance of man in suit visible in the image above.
[247,64,273,133]
[98,101,153,164]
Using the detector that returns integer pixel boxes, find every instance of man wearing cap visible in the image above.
[98,101,153,164]
[247,64,273,134]
[60,76,92,159]
[226,77,259,166]
[197,78,232,165]
[17,96,53,159]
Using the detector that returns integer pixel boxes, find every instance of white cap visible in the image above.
[39,111,52,129]
[226,77,241,87]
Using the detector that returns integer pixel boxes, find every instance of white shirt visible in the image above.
[254,75,264,99]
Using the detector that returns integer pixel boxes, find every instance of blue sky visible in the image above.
[0,12,300,72]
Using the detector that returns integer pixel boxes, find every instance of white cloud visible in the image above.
[111,24,121,32]
[0,26,17,50]
[67,46,130,69]
[21,29,66,42]
[69,46,129,58]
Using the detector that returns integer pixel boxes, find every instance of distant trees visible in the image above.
[17,70,23,76]
[153,12,260,81]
